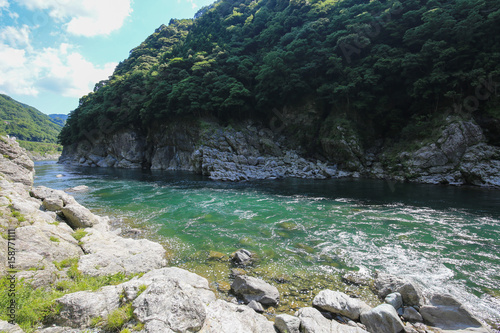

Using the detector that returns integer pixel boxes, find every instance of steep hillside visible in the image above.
[59,0,500,186]
[0,94,62,143]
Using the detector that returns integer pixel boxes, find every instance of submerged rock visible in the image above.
[231,249,253,266]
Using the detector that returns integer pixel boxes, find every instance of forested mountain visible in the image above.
[49,114,69,127]
[59,0,500,149]
[0,94,62,143]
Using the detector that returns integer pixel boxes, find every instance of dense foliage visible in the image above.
[59,0,500,147]
[0,94,62,143]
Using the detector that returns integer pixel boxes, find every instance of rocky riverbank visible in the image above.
[59,115,500,187]
[1,136,497,333]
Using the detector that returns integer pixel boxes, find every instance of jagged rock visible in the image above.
[247,300,264,313]
[312,290,372,320]
[275,314,301,333]
[78,227,167,276]
[419,294,488,332]
[296,307,368,333]
[61,203,99,228]
[56,285,122,328]
[231,275,279,306]
[200,299,275,333]
[402,306,423,323]
[360,304,405,333]
[0,320,25,333]
[231,249,253,266]
[385,292,403,310]
[374,273,423,306]
[133,278,207,332]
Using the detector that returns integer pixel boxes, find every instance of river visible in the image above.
[34,161,500,327]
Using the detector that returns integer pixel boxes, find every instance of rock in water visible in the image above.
[374,273,423,306]
[275,314,301,333]
[419,293,488,332]
[312,290,372,320]
[66,185,89,192]
[360,304,405,333]
[231,249,253,266]
[231,275,279,306]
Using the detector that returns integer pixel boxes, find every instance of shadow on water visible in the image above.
[35,161,500,218]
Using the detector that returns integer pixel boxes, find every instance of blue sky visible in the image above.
[0,0,216,115]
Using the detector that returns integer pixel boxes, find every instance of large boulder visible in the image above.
[61,203,99,228]
[374,273,423,306]
[133,278,208,333]
[56,285,122,328]
[78,228,167,276]
[231,275,280,306]
[360,304,404,333]
[313,290,372,320]
[200,299,276,333]
[419,294,488,332]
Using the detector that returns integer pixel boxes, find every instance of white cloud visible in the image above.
[0,25,32,50]
[0,0,9,9]
[17,0,132,36]
[0,30,117,98]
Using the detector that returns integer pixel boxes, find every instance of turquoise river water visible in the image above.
[34,161,500,327]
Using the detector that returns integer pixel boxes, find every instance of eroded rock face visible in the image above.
[312,290,372,320]
[0,137,34,187]
[231,275,280,306]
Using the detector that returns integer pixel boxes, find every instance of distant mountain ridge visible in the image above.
[0,94,62,143]
[49,114,69,127]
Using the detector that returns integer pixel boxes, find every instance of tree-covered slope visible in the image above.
[0,94,62,143]
[60,0,500,148]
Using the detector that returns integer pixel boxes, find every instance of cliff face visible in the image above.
[59,115,500,187]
